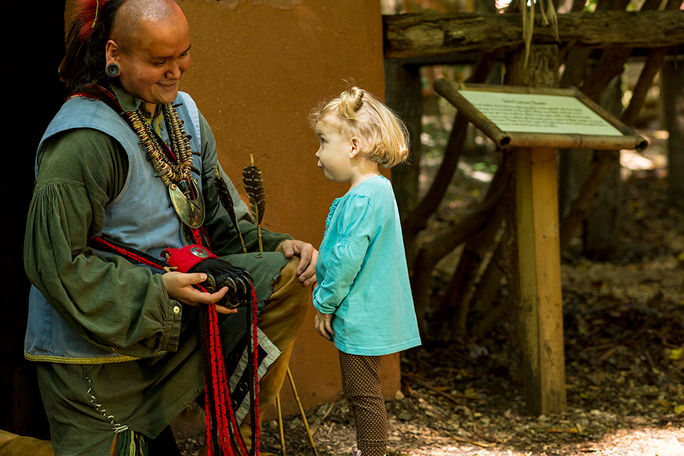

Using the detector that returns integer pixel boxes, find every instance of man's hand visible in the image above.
[277,239,318,288]
[314,309,334,342]
[162,271,236,315]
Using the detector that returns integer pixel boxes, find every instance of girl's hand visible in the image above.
[314,309,334,341]
[162,271,237,315]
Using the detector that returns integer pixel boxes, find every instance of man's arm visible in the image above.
[197,113,318,286]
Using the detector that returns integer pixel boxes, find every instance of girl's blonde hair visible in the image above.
[309,86,410,168]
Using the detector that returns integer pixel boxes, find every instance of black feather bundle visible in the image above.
[214,166,247,253]
[242,155,266,252]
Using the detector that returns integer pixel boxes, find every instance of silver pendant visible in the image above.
[169,179,205,229]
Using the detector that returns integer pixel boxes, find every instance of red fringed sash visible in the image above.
[89,236,260,455]
[199,285,259,456]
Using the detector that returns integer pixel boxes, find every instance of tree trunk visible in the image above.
[662,56,684,213]
[559,46,671,249]
[385,62,423,220]
[410,186,503,334]
[445,160,511,339]
[582,75,623,260]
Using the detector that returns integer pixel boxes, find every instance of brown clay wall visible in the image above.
[177,0,400,416]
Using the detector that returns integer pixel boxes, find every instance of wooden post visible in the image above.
[506,45,566,415]
[514,147,566,414]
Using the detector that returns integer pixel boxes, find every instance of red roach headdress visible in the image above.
[75,0,109,41]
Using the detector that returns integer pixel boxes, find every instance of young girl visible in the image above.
[310,87,422,456]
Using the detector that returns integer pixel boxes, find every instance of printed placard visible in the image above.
[459,90,623,136]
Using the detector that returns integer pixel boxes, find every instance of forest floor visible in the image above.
[178,130,684,455]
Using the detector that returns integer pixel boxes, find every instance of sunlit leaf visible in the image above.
[668,348,683,361]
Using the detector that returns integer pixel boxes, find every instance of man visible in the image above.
[23,0,316,454]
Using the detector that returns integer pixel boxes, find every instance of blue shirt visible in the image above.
[313,175,421,356]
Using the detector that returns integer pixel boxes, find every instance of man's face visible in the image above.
[114,9,191,110]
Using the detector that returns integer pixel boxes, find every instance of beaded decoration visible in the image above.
[124,104,194,187]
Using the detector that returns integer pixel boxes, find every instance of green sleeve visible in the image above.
[197,112,292,255]
[23,129,183,357]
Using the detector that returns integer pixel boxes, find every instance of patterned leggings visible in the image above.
[339,352,387,456]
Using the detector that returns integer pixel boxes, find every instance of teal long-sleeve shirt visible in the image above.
[312,175,421,356]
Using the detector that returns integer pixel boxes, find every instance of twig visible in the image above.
[286,368,319,456]
[402,372,482,404]
[450,435,498,448]
[275,396,286,456]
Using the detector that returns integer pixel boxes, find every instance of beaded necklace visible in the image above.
[124,104,193,186]
[124,103,206,229]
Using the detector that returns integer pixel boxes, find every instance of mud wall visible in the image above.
[176,0,399,416]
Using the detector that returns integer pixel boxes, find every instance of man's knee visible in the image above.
[0,430,54,456]
[270,257,310,315]
[258,257,310,346]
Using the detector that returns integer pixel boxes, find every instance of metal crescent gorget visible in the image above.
[169,179,205,229]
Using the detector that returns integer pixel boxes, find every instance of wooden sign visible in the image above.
[433,78,648,415]
[458,90,622,135]
[434,80,647,151]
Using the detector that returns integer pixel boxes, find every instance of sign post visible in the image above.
[434,79,646,414]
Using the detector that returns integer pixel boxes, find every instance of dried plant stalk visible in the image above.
[521,0,559,67]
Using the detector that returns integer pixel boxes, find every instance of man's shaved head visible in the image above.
[111,0,184,50]
[104,0,191,110]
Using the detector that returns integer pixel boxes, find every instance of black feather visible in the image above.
[214,166,247,253]
[242,155,266,252]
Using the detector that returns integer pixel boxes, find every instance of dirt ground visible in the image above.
[179,131,684,455]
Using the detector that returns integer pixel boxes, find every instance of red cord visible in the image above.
[251,287,260,451]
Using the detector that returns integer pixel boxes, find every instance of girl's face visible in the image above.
[314,118,355,183]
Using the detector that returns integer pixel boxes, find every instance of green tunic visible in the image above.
[23,88,291,454]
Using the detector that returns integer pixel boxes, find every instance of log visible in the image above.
[445,160,512,338]
[410,182,505,332]
[383,10,684,61]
